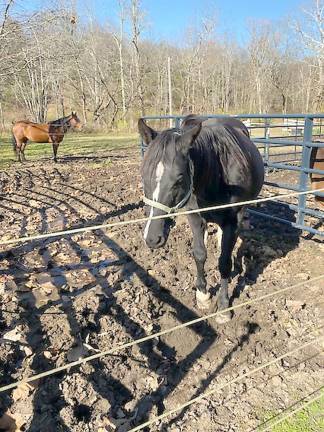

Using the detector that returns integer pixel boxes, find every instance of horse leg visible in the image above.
[52,143,59,163]
[15,141,23,163]
[188,214,210,310]
[216,217,238,323]
[21,141,27,162]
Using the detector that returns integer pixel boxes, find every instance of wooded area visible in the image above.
[0,0,323,130]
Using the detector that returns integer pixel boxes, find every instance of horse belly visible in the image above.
[26,125,50,143]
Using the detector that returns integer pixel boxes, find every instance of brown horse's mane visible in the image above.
[13,114,72,126]
[48,114,73,126]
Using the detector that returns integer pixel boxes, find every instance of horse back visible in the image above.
[192,121,264,203]
[12,121,63,143]
[204,117,250,138]
[182,115,250,138]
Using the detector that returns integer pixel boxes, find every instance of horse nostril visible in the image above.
[156,236,163,246]
[146,235,165,249]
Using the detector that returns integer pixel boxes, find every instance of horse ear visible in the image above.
[179,123,202,153]
[181,114,205,130]
[138,118,158,145]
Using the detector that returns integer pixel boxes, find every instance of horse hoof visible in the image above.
[215,310,232,324]
[196,291,211,310]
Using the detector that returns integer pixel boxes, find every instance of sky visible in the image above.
[21,0,309,44]
[138,0,304,42]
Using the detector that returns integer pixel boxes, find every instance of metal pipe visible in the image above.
[285,203,324,219]
[265,162,324,175]
[247,209,324,237]
[268,152,303,157]
[254,139,324,148]
[297,118,313,225]
[264,181,301,192]
[142,113,324,120]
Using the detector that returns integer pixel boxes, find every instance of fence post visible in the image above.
[264,118,270,174]
[174,117,181,129]
[140,136,145,157]
[297,116,313,226]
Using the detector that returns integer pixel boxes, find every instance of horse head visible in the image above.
[139,118,201,249]
[69,111,82,130]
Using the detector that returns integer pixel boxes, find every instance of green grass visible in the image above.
[0,132,138,168]
[262,394,324,432]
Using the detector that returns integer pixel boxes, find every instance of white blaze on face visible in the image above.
[144,161,165,240]
[204,229,208,247]
[217,225,223,249]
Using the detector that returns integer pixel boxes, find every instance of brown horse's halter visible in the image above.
[143,159,194,214]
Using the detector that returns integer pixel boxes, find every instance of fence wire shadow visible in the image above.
[0,178,216,430]
[0,167,309,431]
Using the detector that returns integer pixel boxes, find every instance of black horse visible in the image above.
[139,114,264,322]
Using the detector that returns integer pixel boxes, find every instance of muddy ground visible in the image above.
[0,148,323,432]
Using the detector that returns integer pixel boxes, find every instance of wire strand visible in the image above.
[0,274,323,394]
[258,387,324,431]
[128,336,324,431]
[0,187,323,246]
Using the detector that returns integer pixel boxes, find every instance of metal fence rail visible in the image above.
[140,113,324,237]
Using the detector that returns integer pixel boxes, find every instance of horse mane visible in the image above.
[181,114,252,189]
[182,114,250,138]
[48,114,72,126]
[143,115,252,193]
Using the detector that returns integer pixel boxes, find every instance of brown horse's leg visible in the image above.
[21,141,27,162]
[15,140,23,163]
[52,143,59,163]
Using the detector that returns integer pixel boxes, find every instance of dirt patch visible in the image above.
[0,150,323,432]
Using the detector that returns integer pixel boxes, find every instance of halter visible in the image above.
[143,159,194,214]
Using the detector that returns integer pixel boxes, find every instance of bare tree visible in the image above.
[0,0,323,129]
[293,0,324,109]
[130,0,145,116]
[113,0,127,119]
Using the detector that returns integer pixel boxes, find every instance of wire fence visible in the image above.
[259,386,324,432]
[0,187,323,247]
[1,274,323,394]
[128,335,323,432]
[1,179,323,430]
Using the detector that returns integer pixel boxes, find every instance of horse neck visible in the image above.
[63,120,71,132]
[190,140,221,196]
[57,115,72,131]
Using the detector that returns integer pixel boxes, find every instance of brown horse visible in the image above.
[310,145,324,208]
[12,112,82,163]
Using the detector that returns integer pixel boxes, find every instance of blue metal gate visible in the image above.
[139,114,324,237]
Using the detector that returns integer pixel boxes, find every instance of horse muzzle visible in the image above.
[143,218,173,249]
[145,234,166,249]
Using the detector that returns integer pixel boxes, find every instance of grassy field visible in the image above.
[0,132,138,168]
[262,393,324,432]
[1,129,304,170]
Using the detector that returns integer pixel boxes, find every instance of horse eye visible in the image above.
[174,177,183,186]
